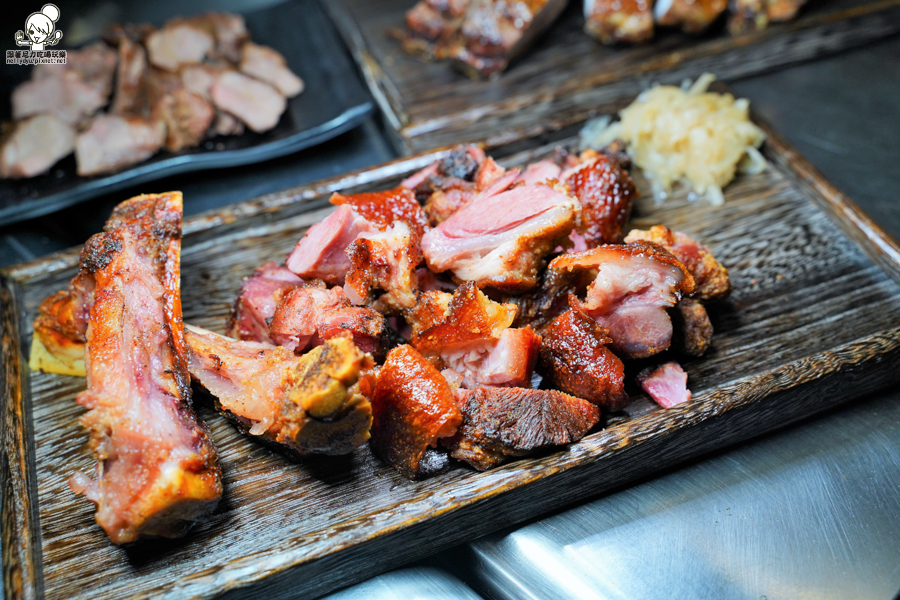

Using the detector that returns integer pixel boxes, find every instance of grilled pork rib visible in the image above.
[67,192,222,545]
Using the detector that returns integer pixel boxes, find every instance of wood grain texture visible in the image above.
[3,116,900,599]
[326,0,900,154]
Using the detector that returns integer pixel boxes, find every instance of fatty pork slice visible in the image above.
[0,114,75,178]
[269,281,388,358]
[637,361,691,408]
[584,0,654,44]
[550,243,695,359]
[210,71,286,133]
[145,22,214,72]
[370,345,463,479]
[286,204,376,285]
[421,181,580,292]
[654,0,728,33]
[538,303,628,412]
[344,221,423,313]
[75,115,166,176]
[12,73,107,126]
[409,282,541,389]
[240,42,304,98]
[443,387,600,471]
[564,149,637,249]
[186,328,373,456]
[68,192,221,545]
[227,261,303,343]
[33,42,118,98]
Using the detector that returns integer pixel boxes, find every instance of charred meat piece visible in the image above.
[422,182,580,292]
[210,71,286,133]
[564,149,637,248]
[227,261,303,343]
[330,186,429,238]
[728,0,769,34]
[504,267,594,331]
[585,0,654,44]
[637,361,691,408]
[75,115,166,176]
[269,281,388,357]
[672,297,714,357]
[370,345,462,479]
[110,36,148,116]
[12,73,107,126]
[186,328,373,456]
[550,243,695,359]
[67,192,221,545]
[285,204,376,285]
[0,115,75,179]
[624,225,730,301]
[240,42,304,98]
[402,0,472,58]
[344,221,423,313]
[654,0,728,33]
[152,88,216,152]
[145,22,214,72]
[33,42,118,98]
[444,387,600,471]
[539,304,628,412]
[451,0,568,77]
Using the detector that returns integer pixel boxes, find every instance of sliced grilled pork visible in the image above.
[637,362,691,408]
[444,387,600,471]
[654,0,728,32]
[0,115,75,178]
[550,243,695,358]
[564,149,636,248]
[538,304,628,411]
[370,345,462,479]
[344,221,423,313]
[33,42,118,97]
[240,42,304,97]
[145,22,214,72]
[182,12,248,63]
[210,71,286,133]
[186,328,373,456]
[12,74,107,126]
[152,89,215,152]
[67,192,221,545]
[269,281,388,357]
[285,205,376,285]
[110,36,148,115]
[75,115,166,176]
[227,261,303,343]
[421,182,580,292]
[585,0,654,44]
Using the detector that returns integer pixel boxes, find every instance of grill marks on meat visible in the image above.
[550,243,694,359]
[67,192,221,544]
[585,0,654,44]
[75,115,166,176]
[344,221,423,313]
[637,361,691,408]
[422,181,580,292]
[444,387,600,471]
[538,304,628,412]
[564,150,637,248]
[370,345,462,479]
[286,204,376,285]
[186,328,373,456]
[227,261,303,343]
[0,115,75,178]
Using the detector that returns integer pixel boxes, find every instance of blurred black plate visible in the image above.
[0,0,373,225]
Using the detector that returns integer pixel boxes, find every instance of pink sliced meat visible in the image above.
[110,36,148,115]
[514,159,562,186]
[286,204,376,285]
[210,71,286,133]
[75,115,165,177]
[442,327,542,389]
[421,181,580,292]
[183,12,248,63]
[240,42,304,98]
[145,23,214,72]
[33,42,118,97]
[227,261,303,343]
[12,74,107,126]
[0,114,75,178]
[550,243,695,358]
[637,362,692,408]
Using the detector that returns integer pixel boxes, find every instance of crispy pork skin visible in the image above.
[624,226,730,301]
[444,387,600,471]
[210,71,286,133]
[186,328,373,456]
[585,0,654,44]
[227,261,303,343]
[330,187,429,238]
[269,282,388,357]
[240,42,304,98]
[67,192,221,544]
[421,182,580,292]
[344,221,423,313]
[672,297,714,357]
[370,345,462,479]
[75,115,166,176]
[145,23,214,72]
[550,243,694,358]
[539,305,628,411]
[637,362,691,408]
[564,150,636,248]
[285,205,376,285]
[0,115,75,179]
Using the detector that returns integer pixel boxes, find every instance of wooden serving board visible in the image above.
[3,112,900,600]
[325,0,900,154]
